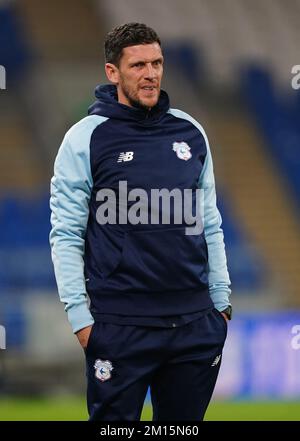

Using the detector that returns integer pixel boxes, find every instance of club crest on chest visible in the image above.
[172,141,192,161]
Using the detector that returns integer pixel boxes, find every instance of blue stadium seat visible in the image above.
[242,66,300,211]
[218,197,265,291]
[0,4,32,84]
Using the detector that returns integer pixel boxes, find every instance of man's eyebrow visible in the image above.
[153,57,164,63]
[129,57,164,66]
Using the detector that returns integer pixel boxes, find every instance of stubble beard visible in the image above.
[119,79,159,110]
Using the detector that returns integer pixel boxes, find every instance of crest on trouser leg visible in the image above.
[94,359,114,382]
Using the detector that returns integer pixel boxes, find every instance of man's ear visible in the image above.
[105,63,119,84]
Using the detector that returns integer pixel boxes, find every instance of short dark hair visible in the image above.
[104,22,161,66]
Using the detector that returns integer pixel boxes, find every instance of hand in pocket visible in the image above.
[76,324,94,349]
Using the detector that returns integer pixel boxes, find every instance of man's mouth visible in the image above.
[141,86,156,91]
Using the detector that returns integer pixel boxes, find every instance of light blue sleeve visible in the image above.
[49,115,108,333]
[168,109,231,311]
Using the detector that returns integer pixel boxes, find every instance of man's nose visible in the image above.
[144,63,155,79]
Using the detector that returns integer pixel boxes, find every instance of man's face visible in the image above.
[106,43,164,109]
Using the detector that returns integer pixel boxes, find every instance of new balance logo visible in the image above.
[211,354,221,366]
[117,151,134,162]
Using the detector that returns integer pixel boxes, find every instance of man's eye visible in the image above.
[134,63,144,68]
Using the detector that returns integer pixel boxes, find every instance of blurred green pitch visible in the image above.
[0,398,299,420]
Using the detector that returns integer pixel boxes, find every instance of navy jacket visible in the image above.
[49,85,231,333]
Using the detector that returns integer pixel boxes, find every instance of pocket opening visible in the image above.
[101,227,209,293]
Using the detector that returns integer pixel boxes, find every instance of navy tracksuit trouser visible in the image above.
[84,308,227,421]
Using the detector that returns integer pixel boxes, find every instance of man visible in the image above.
[49,22,231,421]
